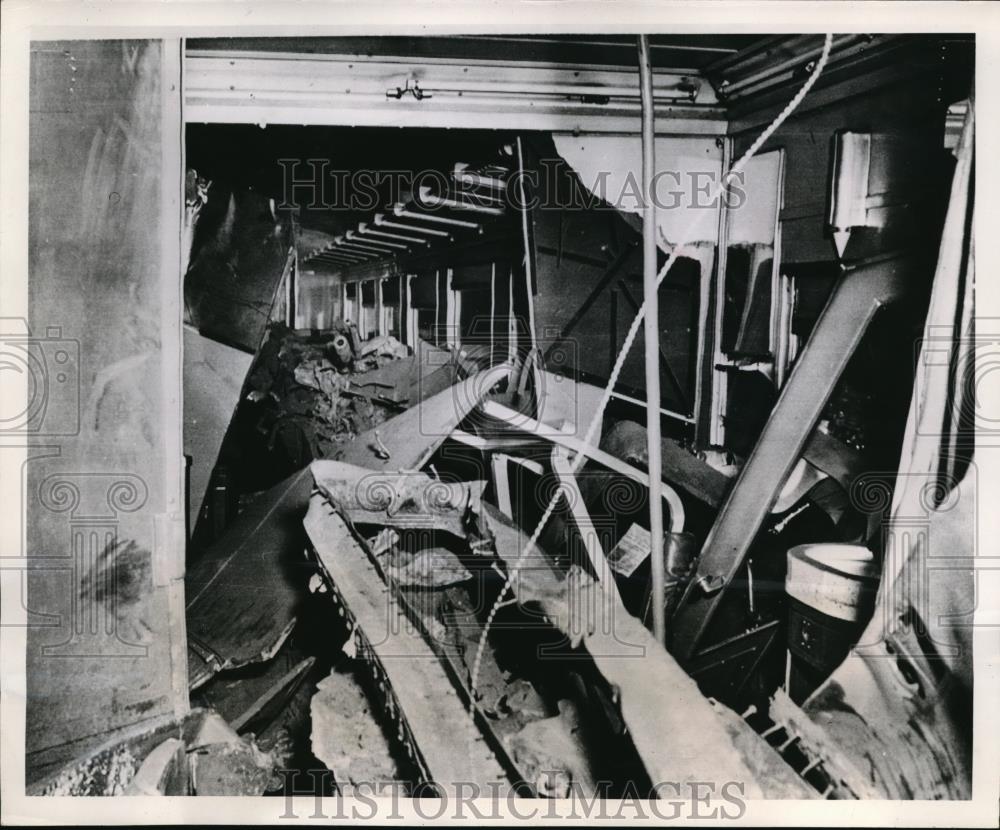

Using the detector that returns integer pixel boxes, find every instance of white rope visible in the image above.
[468,34,835,705]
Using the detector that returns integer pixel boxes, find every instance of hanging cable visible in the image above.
[469,33,835,704]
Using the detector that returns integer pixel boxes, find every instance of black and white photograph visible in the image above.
[1,2,997,825]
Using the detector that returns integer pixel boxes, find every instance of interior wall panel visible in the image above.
[25,39,187,782]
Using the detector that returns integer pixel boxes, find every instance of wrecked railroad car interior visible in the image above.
[23,32,977,801]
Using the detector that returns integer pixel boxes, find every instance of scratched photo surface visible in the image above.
[3,14,993,826]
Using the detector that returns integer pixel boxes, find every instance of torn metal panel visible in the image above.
[184,184,293,351]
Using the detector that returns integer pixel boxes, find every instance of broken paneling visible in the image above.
[183,324,254,525]
[185,365,511,689]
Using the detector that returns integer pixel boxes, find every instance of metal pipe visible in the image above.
[329,244,378,259]
[346,230,406,250]
[313,247,367,263]
[417,186,505,216]
[358,223,429,246]
[314,253,363,266]
[311,251,354,263]
[334,237,389,257]
[375,213,451,237]
[454,170,506,192]
[638,35,666,647]
[394,204,480,230]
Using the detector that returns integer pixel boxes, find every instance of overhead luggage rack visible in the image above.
[301,157,514,273]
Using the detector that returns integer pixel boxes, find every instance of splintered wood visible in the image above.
[304,496,508,793]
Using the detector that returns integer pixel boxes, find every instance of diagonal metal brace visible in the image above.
[668,253,913,661]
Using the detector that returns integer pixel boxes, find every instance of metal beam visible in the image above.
[184,51,727,134]
[668,254,911,661]
[638,34,666,648]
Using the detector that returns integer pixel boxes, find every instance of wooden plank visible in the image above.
[304,496,507,790]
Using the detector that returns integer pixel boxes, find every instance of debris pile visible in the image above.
[32,710,289,796]
[242,323,430,468]
[309,666,402,790]
[306,461,606,796]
